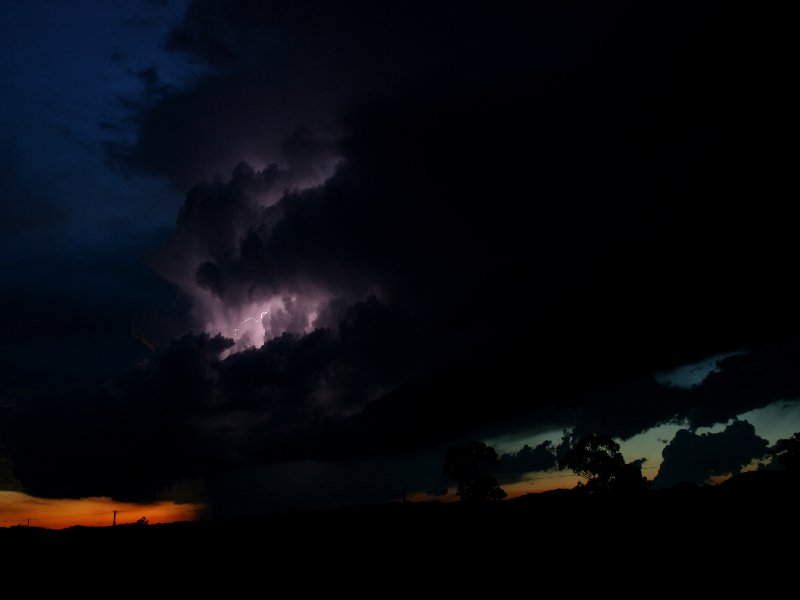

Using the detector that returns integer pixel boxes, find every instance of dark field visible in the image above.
[5,471,797,579]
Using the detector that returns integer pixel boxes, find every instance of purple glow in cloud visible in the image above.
[154,151,342,353]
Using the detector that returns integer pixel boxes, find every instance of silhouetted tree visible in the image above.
[559,434,648,494]
[771,432,800,472]
[443,441,507,502]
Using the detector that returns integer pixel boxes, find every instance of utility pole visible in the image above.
[26,518,30,527]
[113,510,117,527]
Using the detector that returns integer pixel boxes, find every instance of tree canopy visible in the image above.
[559,434,648,494]
[443,441,507,502]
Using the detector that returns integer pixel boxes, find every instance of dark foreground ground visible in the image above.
[3,471,798,585]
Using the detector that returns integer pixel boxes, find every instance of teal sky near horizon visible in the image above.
[489,352,800,485]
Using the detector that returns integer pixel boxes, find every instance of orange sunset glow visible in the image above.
[502,474,586,498]
[0,491,203,529]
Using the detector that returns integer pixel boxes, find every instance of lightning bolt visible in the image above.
[233,311,269,336]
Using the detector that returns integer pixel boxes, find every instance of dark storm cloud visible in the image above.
[110,0,651,187]
[686,346,800,428]
[8,333,234,501]
[497,442,558,479]
[652,421,769,489]
[143,0,798,359]
[9,1,795,502]
[205,452,449,517]
[161,0,624,100]
[6,298,432,500]
[572,378,689,441]
[195,261,225,296]
[572,340,800,441]
[106,74,340,189]
[0,241,185,391]
[112,0,795,335]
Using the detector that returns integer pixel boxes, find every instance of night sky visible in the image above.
[1,1,797,526]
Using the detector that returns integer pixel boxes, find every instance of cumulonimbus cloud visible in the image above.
[4,0,797,503]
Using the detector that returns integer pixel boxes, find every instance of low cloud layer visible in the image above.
[573,341,800,442]
[652,421,769,489]
[497,442,559,481]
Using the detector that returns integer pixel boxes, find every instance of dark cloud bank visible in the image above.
[652,421,769,489]
[4,1,797,502]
